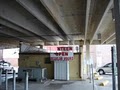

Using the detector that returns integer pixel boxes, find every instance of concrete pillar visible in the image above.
[86,41,92,83]
[79,40,84,79]
[114,0,120,90]
[86,40,90,78]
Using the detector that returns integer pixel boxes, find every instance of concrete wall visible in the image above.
[69,53,81,80]
[19,53,81,80]
[19,53,54,79]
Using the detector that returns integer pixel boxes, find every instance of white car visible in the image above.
[97,63,112,75]
[0,61,14,73]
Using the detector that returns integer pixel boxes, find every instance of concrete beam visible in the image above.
[59,41,69,45]
[102,33,115,44]
[44,42,54,45]
[0,18,43,41]
[40,0,73,40]
[74,40,80,45]
[101,24,115,44]
[104,34,116,44]
[31,41,45,46]
[85,0,91,44]
[0,0,56,41]
[69,41,74,45]
[107,39,116,44]
[16,0,66,40]
[91,40,101,45]
[0,27,32,43]
[90,0,113,44]
[53,42,59,45]
[0,38,19,44]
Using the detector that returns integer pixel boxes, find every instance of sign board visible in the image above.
[50,47,74,61]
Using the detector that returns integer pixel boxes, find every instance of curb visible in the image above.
[94,73,99,77]
[99,80,109,86]
[95,76,103,80]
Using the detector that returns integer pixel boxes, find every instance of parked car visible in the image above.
[0,61,14,73]
[96,63,112,75]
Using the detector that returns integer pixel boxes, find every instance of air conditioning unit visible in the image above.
[18,67,47,82]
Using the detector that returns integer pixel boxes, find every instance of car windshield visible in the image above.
[3,64,9,66]
[0,61,11,66]
[104,63,112,67]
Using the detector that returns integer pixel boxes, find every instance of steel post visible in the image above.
[13,70,16,90]
[114,0,120,90]
[24,71,29,90]
[5,70,8,90]
[0,69,2,85]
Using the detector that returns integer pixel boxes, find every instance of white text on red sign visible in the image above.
[54,52,68,56]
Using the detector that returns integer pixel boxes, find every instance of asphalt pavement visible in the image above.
[0,73,118,90]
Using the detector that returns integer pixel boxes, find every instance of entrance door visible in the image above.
[54,61,69,80]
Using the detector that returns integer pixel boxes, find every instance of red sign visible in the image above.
[57,47,73,51]
[50,47,73,61]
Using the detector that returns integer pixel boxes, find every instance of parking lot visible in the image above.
[0,73,118,90]
[93,74,118,90]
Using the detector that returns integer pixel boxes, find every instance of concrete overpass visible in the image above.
[0,0,116,48]
[1,0,120,90]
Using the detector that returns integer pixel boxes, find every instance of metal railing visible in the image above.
[3,69,29,90]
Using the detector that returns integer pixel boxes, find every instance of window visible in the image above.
[45,57,51,64]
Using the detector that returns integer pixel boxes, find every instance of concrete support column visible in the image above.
[114,0,120,90]
[86,40,90,78]
[79,40,84,79]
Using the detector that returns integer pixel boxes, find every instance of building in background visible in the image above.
[3,48,19,67]
[83,45,114,69]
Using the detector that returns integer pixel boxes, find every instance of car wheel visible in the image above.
[98,69,105,75]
